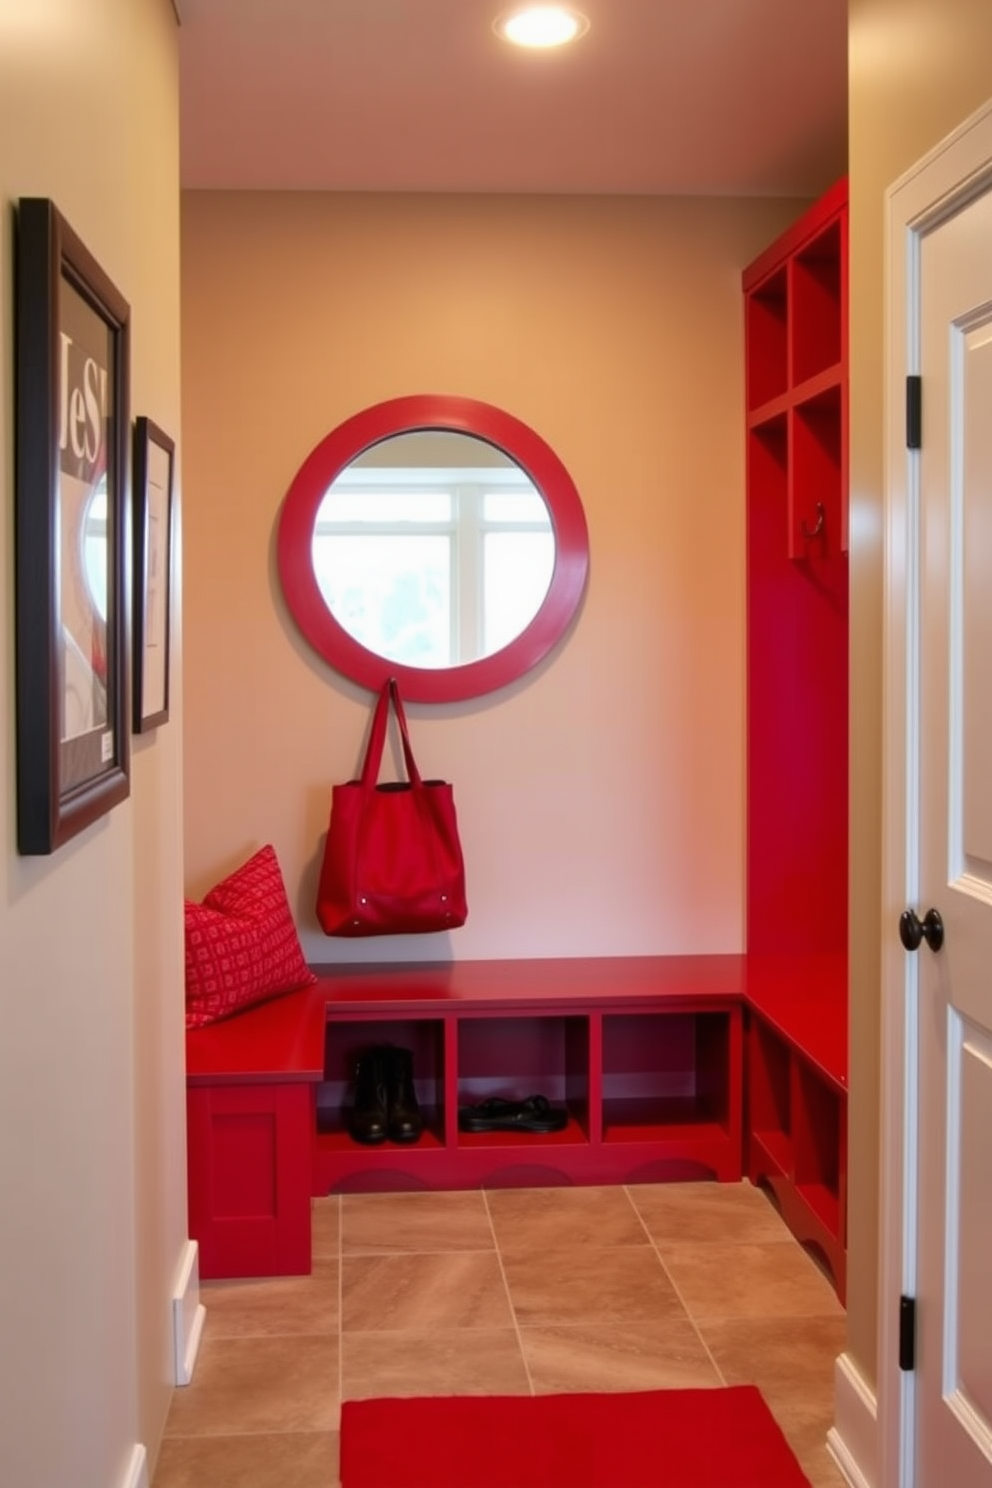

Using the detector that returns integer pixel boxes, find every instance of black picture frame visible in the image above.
[132,417,175,732]
[15,198,131,854]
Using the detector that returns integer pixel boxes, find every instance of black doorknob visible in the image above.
[899,907,945,953]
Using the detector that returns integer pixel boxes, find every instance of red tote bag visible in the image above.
[316,679,468,937]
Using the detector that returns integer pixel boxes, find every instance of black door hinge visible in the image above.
[906,376,922,450]
[899,1295,916,1371]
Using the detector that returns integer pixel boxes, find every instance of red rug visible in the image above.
[339,1385,813,1487]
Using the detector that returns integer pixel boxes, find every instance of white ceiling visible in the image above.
[178,0,848,197]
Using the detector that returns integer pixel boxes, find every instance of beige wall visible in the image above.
[847,0,992,1388]
[181,191,804,966]
[0,3,186,1485]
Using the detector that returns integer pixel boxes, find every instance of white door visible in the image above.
[883,101,992,1488]
[914,179,992,1488]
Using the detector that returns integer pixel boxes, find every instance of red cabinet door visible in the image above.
[187,1081,314,1279]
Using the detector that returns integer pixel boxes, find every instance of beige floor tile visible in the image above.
[343,1327,530,1399]
[520,1319,723,1394]
[201,1260,339,1337]
[342,1250,512,1331]
[152,1431,338,1488]
[662,1241,844,1322]
[163,1335,339,1437]
[486,1184,645,1254]
[161,1183,849,1480]
[628,1179,791,1246]
[502,1244,686,1327]
[700,1314,846,1406]
[700,1314,846,1486]
[341,1189,494,1253]
[311,1196,340,1260]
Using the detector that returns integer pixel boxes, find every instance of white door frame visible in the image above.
[880,97,992,1488]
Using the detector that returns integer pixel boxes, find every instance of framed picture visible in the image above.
[15,198,131,855]
[132,418,175,732]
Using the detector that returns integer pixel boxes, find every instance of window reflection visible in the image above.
[310,432,554,669]
[82,477,108,622]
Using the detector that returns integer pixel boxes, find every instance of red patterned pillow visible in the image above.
[184,844,316,1029]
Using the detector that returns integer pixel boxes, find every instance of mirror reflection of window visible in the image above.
[57,475,109,741]
[310,432,555,669]
[482,492,555,656]
[82,477,108,623]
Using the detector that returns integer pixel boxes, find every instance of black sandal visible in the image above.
[457,1094,568,1133]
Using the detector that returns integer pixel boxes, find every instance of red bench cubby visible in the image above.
[185,984,327,1280]
[187,956,744,1277]
[744,955,847,1302]
[185,952,846,1297]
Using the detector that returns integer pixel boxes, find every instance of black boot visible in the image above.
[384,1046,424,1143]
[348,1048,388,1145]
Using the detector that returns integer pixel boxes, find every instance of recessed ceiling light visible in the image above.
[494,6,590,49]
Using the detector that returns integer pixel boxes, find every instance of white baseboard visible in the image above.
[172,1239,206,1386]
[119,1443,149,1488]
[827,1351,878,1488]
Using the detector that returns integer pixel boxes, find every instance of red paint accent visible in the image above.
[340,1386,814,1488]
[186,980,327,1085]
[745,183,849,960]
[744,953,847,1090]
[276,394,590,702]
[745,954,847,1302]
[186,958,747,1276]
[743,184,849,1299]
[186,1081,313,1278]
[185,952,839,1297]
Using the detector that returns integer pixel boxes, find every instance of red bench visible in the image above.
[186,953,846,1297]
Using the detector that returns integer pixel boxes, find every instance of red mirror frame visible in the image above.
[277,394,589,703]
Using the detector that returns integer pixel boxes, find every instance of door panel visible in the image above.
[961,327,992,868]
[953,1021,992,1425]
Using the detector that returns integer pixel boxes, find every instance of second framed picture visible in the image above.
[132,417,175,732]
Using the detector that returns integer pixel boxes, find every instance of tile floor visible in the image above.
[153,1181,848,1488]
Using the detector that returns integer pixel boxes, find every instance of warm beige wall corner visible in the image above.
[847,0,992,1389]
[180,191,803,964]
[0,2,184,1485]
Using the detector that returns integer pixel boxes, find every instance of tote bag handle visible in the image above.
[359,678,423,789]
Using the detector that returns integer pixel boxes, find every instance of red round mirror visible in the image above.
[277,394,589,702]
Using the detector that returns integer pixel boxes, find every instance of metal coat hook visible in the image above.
[801,501,826,541]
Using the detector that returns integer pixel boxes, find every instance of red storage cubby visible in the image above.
[743,181,849,1299]
[600,1011,737,1176]
[747,1016,792,1177]
[793,1059,843,1241]
[456,1014,591,1146]
[746,268,789,410]
[315,1015,446,1146]
[791,216,844,386]
[790,384,844,559]
[309,958,744,1195]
